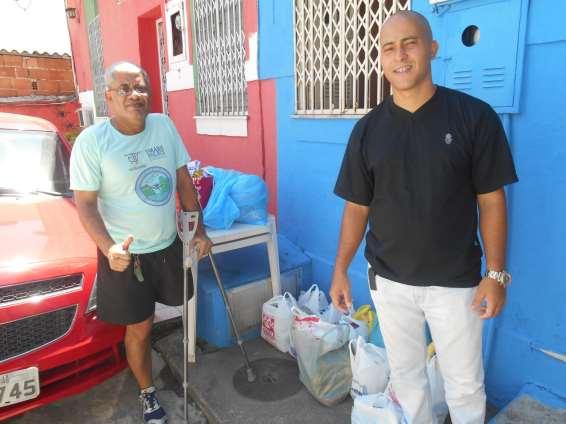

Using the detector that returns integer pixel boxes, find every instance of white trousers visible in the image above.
[369,272,486,424]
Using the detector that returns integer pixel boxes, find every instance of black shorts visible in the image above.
[96,237,193,325]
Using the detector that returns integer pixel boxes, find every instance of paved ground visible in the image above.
[11,315,563,424]
[9,350,206,424]
[155,331,353,424]
[9,319,206,424]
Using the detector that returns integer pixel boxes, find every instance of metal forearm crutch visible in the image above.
[207,252,256,383]
[178,211,199,423]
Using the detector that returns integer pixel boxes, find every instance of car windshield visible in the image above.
[0,129,71,196]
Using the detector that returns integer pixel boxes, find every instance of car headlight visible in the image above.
[86,274,97,314]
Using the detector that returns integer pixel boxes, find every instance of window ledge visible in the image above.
[291,113,366,120]
[94,116,109,124]
[194,115,248,137]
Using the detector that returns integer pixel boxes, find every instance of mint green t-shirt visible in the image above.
[70,113,190,254]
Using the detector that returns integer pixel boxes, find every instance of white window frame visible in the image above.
[293,0,411,116]
[166,0,189,66]
[165,0,194,92]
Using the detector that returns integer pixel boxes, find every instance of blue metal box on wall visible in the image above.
[423,0,530,113]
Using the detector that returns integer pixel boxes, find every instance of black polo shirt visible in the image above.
[334,86,518,287]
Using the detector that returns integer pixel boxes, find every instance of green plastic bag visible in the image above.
[291,308,352,406]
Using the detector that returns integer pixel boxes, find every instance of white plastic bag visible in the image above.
[322,304,369,341]
[261,292,297,353]
[427,354,449,424]
[349,336,389,399]
[290,307,352,406]
[298,284,329,315]
[342,314,369,342]
[351,393,407,424]
[321,303,343,324]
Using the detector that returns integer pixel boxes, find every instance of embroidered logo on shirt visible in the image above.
[135,166,173,206]
[145,145,166,160]
[125,151,142,164]
[444,133,453,145]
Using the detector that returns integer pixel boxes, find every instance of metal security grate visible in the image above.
[192,0,247,116]
[294,0,410,115]
[0,306,77,362]
[157,20,169,115]
[88,14,108,117]
[0,274,83,306]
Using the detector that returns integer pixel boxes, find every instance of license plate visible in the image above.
[0,367,40,408]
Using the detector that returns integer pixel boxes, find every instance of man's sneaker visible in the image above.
[139,386,168,424]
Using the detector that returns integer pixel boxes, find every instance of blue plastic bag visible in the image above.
[231,174,268,225]
[203,167,268,229]
[202,168,240,229]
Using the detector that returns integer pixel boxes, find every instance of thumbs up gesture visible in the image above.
[107,235,134,272]
[122,235,134,251]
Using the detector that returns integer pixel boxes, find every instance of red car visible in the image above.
[0,113,126,420]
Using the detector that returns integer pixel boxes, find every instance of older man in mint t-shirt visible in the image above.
[70,61,211,424]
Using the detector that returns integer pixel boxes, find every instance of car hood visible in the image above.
[0,195,96,272]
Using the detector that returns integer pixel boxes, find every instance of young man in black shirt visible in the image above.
[331,11,517,424]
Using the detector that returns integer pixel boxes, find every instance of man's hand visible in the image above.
[471,277,506,319]
[330,271,353,314]
[107,235,134,272]
[190,233,213,259]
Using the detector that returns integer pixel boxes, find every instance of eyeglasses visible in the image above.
[108,84,149,97]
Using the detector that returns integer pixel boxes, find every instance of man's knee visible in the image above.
[444,376,485,404]
[125,316,153,344]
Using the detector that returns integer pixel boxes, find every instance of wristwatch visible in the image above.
[484,269,512,288]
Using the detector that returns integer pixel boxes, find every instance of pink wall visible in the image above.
[243,0,258,60]
[67,1,92,92]
[67,0,162,91]
[0,101,81,136]
[99,1,163,113]
[98,1,161,66]
[259,79,278,215]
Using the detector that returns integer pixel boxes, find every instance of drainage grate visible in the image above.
[233,358,302,402]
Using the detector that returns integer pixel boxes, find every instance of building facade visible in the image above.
[67,0,565,409]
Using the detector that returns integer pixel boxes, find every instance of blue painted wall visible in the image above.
[259,0,566,407]
[259,0,368,306]
[490,5,566,403]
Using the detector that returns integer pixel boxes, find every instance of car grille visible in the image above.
[0,274,83,306]
[0,305,77,362]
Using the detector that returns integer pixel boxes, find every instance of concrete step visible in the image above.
[489,384,566,424]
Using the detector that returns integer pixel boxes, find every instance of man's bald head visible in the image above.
[378,10,438,97]
[381,10,434,44]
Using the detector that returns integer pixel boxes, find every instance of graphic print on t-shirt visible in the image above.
[135,166,173,206]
